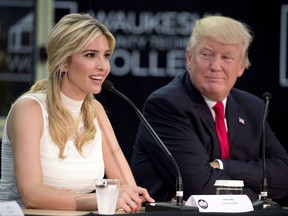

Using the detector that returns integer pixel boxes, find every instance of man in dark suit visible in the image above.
[130,15,288,203]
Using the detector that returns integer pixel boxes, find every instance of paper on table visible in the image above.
[0,201,24,216]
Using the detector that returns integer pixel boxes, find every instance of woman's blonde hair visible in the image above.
[29,13,116,158]
[187,15,253,69]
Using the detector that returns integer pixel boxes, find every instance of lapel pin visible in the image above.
[238,117,245,125]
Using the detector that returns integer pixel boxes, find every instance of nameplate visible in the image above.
[185,194,254,213]
[0,201,24,216]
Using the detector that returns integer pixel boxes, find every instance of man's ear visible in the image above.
[237,67,246,78]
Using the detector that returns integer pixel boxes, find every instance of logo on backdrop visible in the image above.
[91,10,220,77]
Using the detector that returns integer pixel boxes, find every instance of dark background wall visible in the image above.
[1,0,288,166]
[73,0,288,162]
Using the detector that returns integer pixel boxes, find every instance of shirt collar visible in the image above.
[203,96,227,113]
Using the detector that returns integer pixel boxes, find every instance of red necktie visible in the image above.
[213,101,230,159]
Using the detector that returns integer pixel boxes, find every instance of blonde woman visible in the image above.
[0,13,154,212]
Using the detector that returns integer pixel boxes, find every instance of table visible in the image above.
[23,208,130,215]
[23,209,90,216]
[23,207,288,216]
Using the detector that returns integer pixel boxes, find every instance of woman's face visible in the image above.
[61,34,111,100]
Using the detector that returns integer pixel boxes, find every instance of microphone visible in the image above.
[252,92,281,210]
[102,80,196,211]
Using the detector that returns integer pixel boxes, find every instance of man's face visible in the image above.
[186,37,246,101]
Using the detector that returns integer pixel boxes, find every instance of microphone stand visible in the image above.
[252,92,281,210]
[102,80,183,206]
[102,80,199,211]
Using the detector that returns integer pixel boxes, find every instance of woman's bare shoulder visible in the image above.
[11,96,42,114]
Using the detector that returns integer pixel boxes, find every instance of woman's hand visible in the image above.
[116,185,155,213]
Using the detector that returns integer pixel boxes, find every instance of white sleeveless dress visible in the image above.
[0,92,105,207]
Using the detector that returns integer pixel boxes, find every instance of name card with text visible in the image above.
[185,194,254,213]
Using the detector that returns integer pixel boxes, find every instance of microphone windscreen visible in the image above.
[262,92,272,101]
[102,80,114,91]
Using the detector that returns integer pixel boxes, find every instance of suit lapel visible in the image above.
[183,73,221,158]
[197,102,222,159]
[226,95,246,151]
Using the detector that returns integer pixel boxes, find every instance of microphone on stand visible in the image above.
[252,92,281,210]
[102,80,197,211]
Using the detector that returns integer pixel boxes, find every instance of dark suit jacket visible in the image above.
[131,72,288,202]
